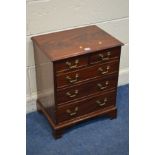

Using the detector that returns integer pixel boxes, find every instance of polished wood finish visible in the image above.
[56,75,118,104]
[54,55,88,73]
[37,100,117,139]
[31,25,123,61]
[89,46,121,64]
[32,25,123,139]
[56,60,119,88]
[33,43,56,122]
[57,90,116,122]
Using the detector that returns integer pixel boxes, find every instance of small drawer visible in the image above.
[56,90,116,123]
[56,60,119,88]
[54,55,88,73]
[90,46,121,64]
[56,75,118,104]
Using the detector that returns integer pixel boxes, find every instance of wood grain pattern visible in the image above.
[37,100,117,139]
[32,25,123,139]
[33,43,56,121]
[54,55,88,73]
[56,74,118,104]
[32,25,123,61]
[56,90,116,123]
[89,46,121,64]
[56,60,120,88]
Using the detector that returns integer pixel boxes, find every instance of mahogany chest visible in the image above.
[32,25,123,139]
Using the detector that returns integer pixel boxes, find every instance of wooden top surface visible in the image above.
[32,25,123,61]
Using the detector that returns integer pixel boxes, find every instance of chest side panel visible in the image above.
[33,43,56,122]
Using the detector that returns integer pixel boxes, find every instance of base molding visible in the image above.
[37,100,117,139]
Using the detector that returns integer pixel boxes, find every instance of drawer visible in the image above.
[89,46,121,64]
[56,60,119,88]
[56,74,118,104]
[56,90,116,123]
[54,55,88,73]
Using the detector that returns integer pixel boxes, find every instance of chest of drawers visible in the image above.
[32,25,123,139]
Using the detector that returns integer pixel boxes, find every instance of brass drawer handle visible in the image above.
[66,90,79,98]
[96,98,107,107]
[98,52,111,61]
[98,66,110,75]
[66,106,78,116]
[97,81,109,90]
[66,73,79,83]
[66,59,79,69]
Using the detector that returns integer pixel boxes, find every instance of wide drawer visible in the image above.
[56,60,119,88]
[56,74,118,104]
[89,46,121,64]
[56,90,116,123]
[54,55,88,73]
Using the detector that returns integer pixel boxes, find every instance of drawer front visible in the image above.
[57,90,116,123]
[56,60,119,88]
[89,47,121,64]
[56,75,118,104]
[54,55,88,73]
